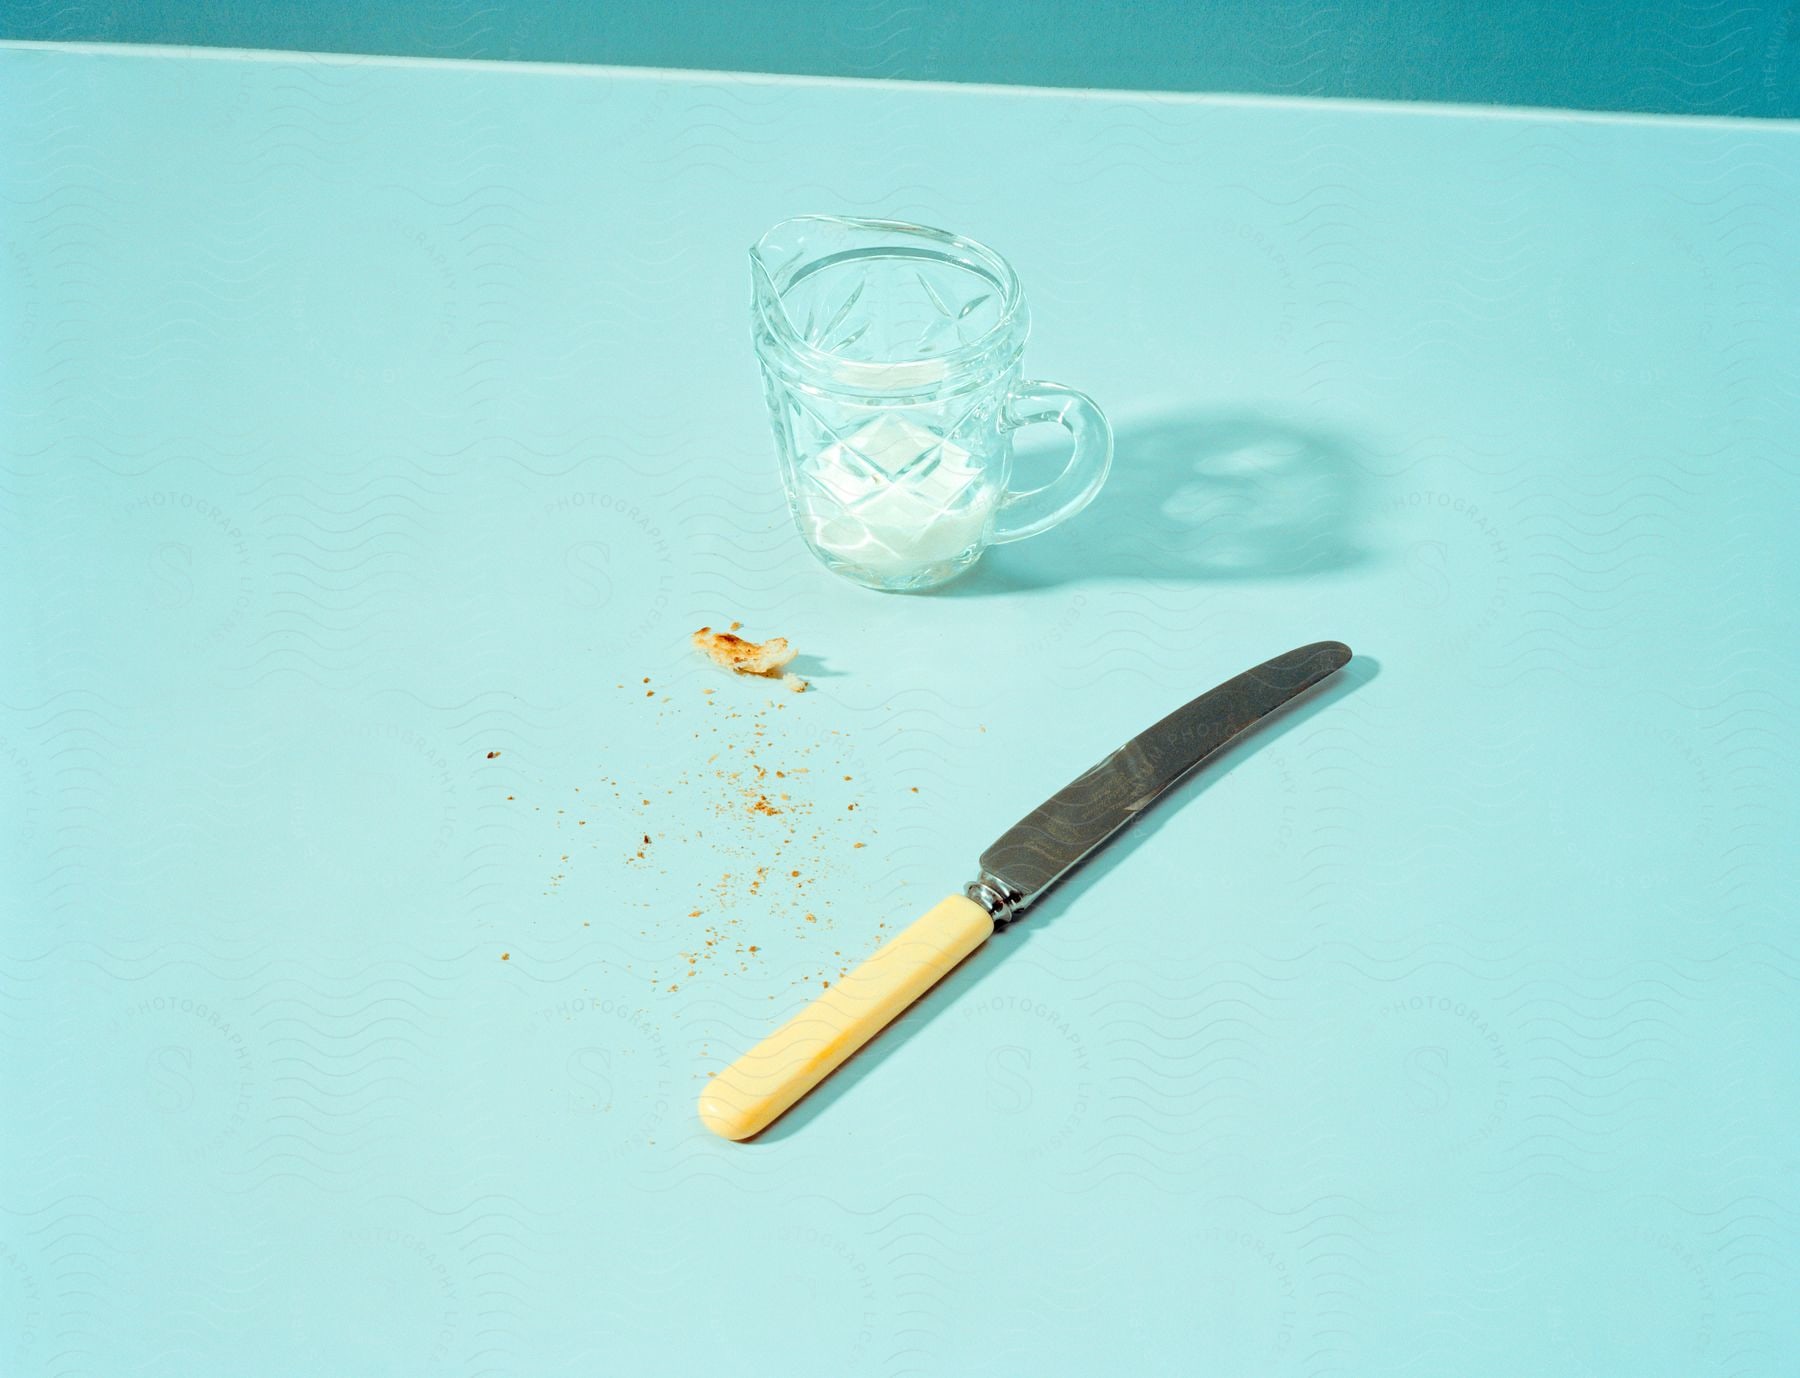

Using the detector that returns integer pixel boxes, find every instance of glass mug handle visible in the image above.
[990,380,1114,543]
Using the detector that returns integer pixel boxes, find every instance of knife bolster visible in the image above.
[964,873,1024,926]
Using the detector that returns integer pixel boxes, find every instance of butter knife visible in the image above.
[698,639,1353,1140]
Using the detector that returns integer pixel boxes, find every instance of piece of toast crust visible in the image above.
[692,626,808,691]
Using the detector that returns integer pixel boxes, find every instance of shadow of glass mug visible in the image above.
[751,215,1112,592]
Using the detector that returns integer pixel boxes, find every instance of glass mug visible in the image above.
[750,215,1112,591]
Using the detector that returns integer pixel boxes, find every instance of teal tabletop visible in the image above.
[3,42,1798,1376]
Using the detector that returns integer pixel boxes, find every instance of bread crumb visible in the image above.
[692,625,809,692]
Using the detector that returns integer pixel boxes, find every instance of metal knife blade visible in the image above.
[971,640,1352,919]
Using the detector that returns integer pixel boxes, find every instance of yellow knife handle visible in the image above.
[697,895,995,1140]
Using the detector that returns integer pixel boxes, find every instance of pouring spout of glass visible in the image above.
[752,215,925,324]
[750,216,898,358]
[749,215,1029,395]
[748,218,814,351]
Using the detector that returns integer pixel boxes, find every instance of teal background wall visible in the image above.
[5,0,1799,117]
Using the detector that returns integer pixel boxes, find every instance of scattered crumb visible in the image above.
[518,656,885,994]
[500,952,510,961]
[486,750,501,759]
